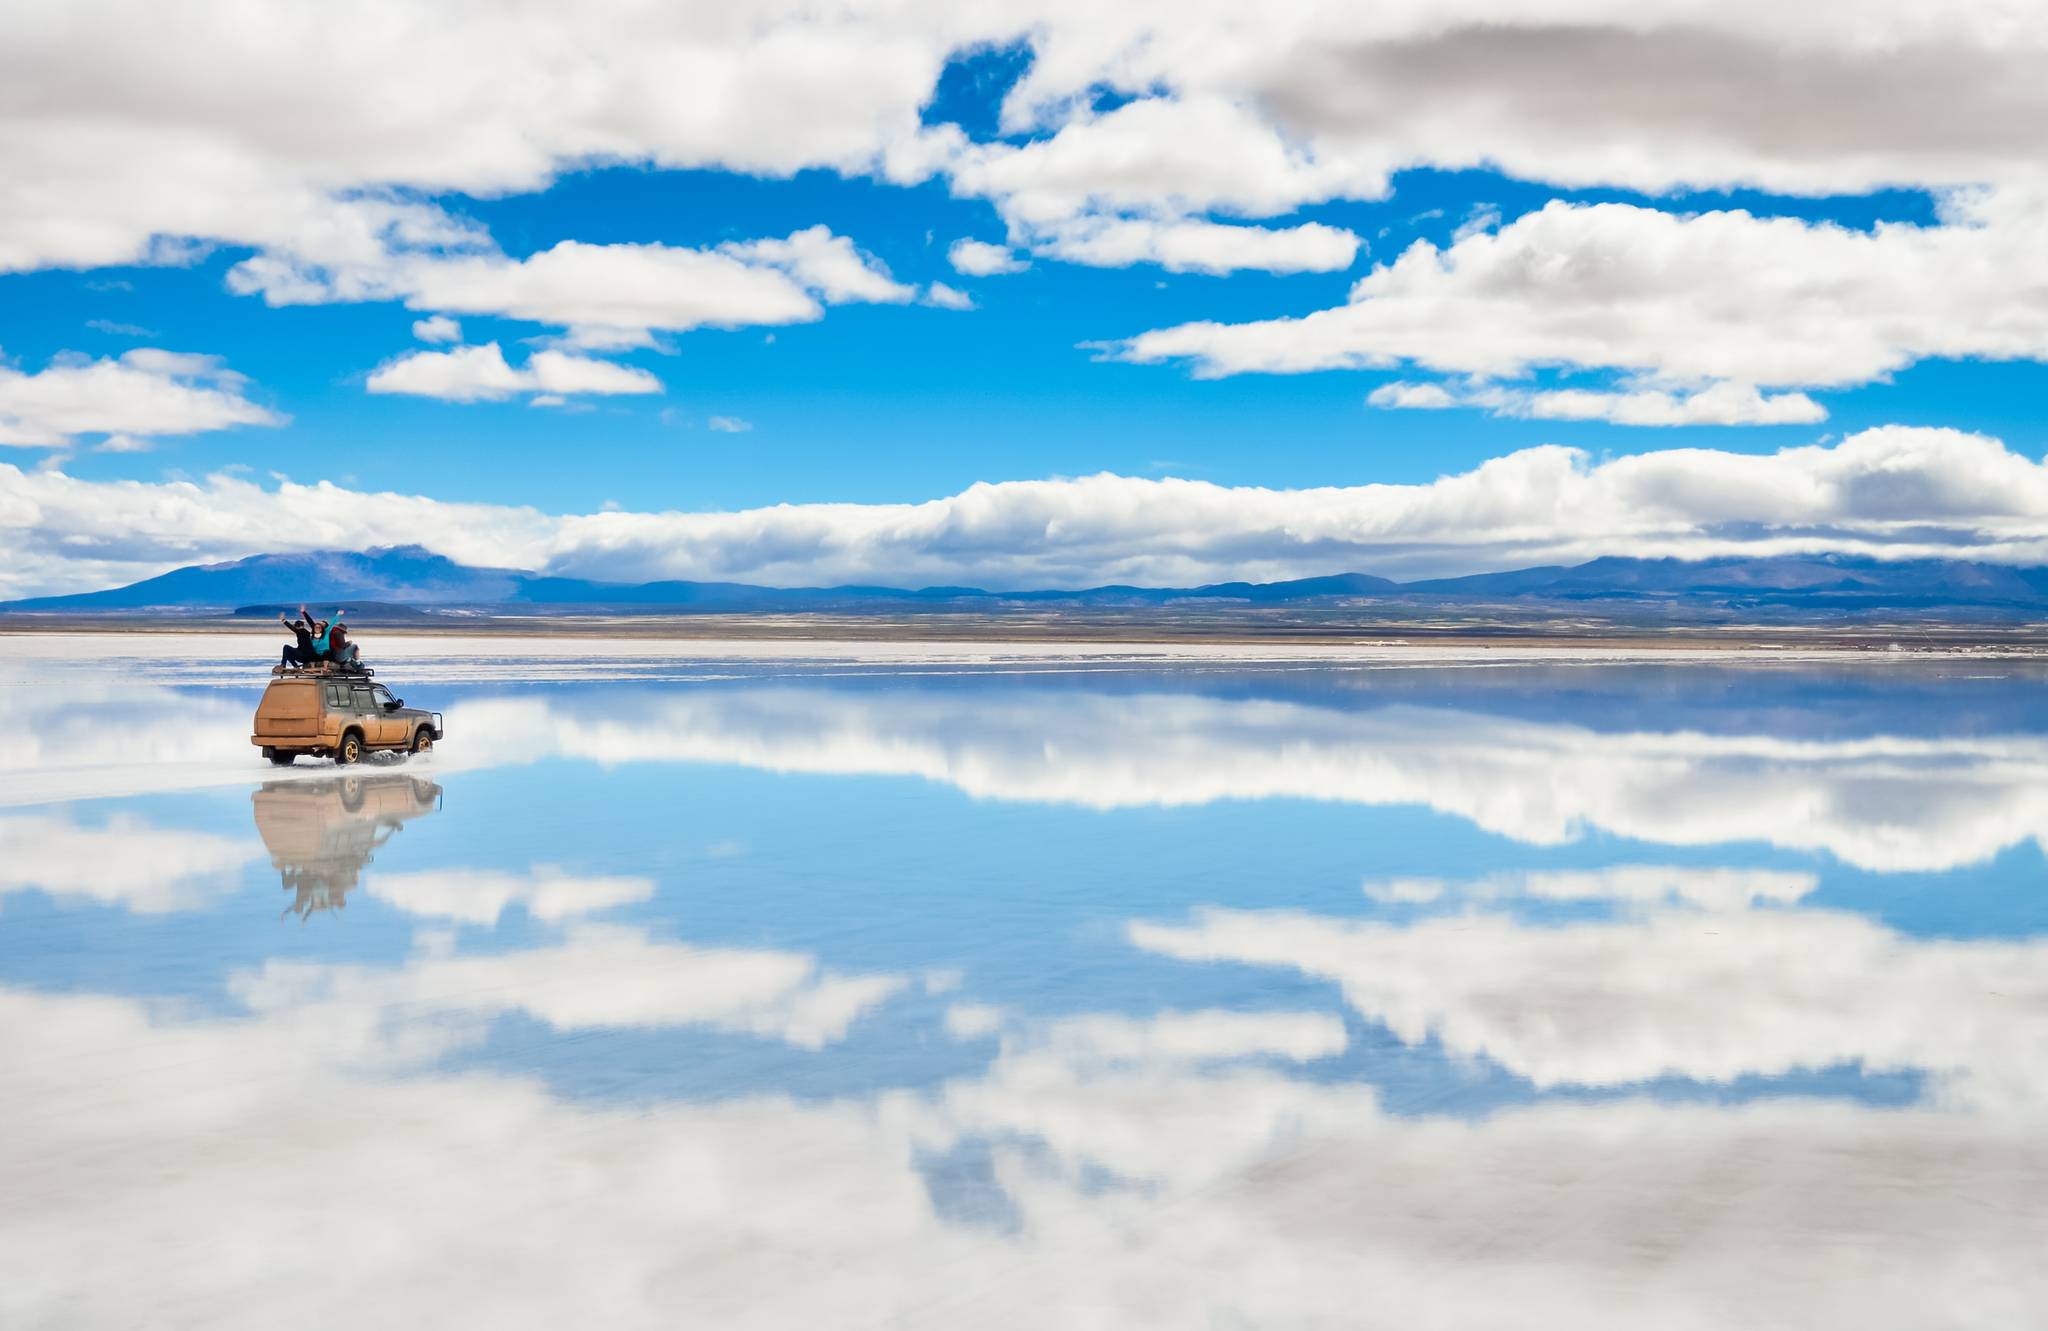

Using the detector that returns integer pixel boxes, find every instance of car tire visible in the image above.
[336,730,363,765]
[265,747,295,766]
[410,728,434,757]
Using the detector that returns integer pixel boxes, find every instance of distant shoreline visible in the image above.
[3,612,2045,654]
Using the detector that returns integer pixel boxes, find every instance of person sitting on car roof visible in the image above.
[326,619,362,669]
[309,608,344,663]
[277,606,317,670]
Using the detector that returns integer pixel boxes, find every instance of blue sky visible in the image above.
[6,5,2048,594]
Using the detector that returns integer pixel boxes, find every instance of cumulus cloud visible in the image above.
[365,343,661,402]
[1369,379,1829,427]
[0,809,258,912]
[947,238,1027,276]
[0,5,983,275]
[1036,216,1360,274]
[0,348,283,449]
[365,867,656,926]
[410,314,461,343]
[434,685,2048,874]
[13,425,2048,596]
[241,227,913,349]
[997,5,2048,201]
[1003,1008,1348,1068]
[234,923,908,1052]
[1361,866,1818,911]
[922,281,974,310]
[950,94,1382,227]
[945,98,1370,273]
[9,975,2045,1329]
[1122,198,2048,400]
[721,226,916,305]
[1132,898,2048,1105]
[12,2,2048,313]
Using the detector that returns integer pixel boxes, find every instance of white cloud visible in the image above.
[947,238,1026,276]
[1362,866,1818,911]
[411,314,461,343]
[998,7,2048,201]
[0,5,983,276]
[84,318,151,337]
[365,867,655,926]
[0,809,258,912]
[1123,197,2048,395]
[18,425,2048,596]
[233,923,908,1052]
[0,348,283,449]
[720,226,916,305]
[708,415,753,433]
[1370,379,1829,427]
[1131,898,2048,1106]
[244,228,911,349]
[1036,217,1360,274]
[366,343,661,403]
[948,94,1385,228]
[923,281,974,310]
[1364,380,1457,411]
[11,4,2047,306]
[422,686,2048,874]
[1019,1008,1348,1067]
[8,0,2048,406]
[10,975,2046,1330]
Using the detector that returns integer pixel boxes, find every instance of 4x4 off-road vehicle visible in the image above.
[252,672,443,765]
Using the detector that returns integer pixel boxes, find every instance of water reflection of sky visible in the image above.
[2,640,2045,1327]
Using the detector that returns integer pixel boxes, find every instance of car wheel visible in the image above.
[265,747,295,766]
[410,728,434,756]
[336,730,363,765]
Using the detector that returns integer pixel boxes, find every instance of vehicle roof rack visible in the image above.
[272,663,375,679]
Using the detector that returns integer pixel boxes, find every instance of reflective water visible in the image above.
[3,635,2045,1328]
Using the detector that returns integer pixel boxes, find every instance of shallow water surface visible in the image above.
[2,637,2045,1328]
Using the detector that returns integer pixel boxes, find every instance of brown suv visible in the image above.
[252,674,444,766]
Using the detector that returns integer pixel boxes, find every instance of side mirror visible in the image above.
[385,699,403,710]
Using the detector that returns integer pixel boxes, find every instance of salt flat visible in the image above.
[1,634,2043,1328]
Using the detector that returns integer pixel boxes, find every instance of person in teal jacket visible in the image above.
[310,608,349,663]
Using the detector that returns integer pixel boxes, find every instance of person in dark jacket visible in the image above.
[277,607,317,669]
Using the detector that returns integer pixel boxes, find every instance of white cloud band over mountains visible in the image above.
[6,425,2048,597]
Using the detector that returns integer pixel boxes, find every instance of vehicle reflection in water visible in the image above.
[250,774,443,919]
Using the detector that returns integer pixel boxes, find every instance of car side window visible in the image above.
[350,685,376,712]
[372,685,396,708]
[325,683,348,708]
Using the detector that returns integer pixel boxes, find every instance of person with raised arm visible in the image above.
[276,606,317,671]
[309,607,345,665]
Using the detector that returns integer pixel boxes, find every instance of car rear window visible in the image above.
[325,683,349,707]
[262,682,319,717]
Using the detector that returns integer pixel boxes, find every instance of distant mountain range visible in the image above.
[5,545,2048,618]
